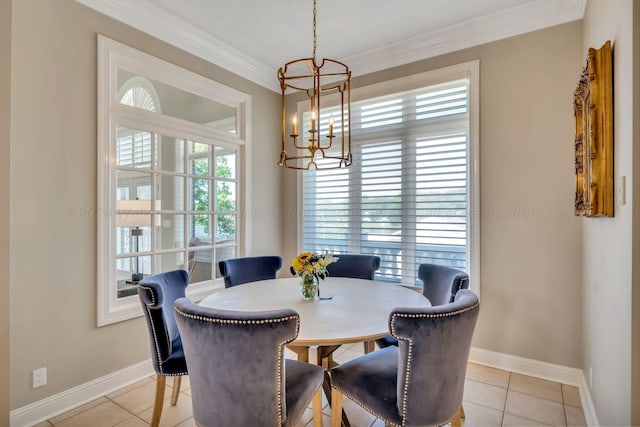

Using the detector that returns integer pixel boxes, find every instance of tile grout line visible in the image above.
[104,393,154,426]
[499,371,511,426]
[561,384,569,427]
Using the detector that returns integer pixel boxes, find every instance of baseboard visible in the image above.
[11,349,602,427]
[469,346,600,426]
[10,359,154,427]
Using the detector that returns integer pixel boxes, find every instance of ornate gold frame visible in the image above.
[574,40,613,217]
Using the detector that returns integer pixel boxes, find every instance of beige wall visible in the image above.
[1,0,11,424]
[282,22,585,368]
[9,0,280,409]
[582,0,635,425]
[632,2,640,425]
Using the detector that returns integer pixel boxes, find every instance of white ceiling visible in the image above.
[76,0,585,91]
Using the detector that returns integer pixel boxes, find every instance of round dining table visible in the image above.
[199,277,430,427]
[199,276,430,347]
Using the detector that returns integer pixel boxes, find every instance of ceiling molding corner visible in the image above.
[342,0,587,78]
[75,0,279,92]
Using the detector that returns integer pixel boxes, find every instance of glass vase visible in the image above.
[299,275,318,300]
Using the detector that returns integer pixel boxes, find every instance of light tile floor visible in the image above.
[35,343,587,427]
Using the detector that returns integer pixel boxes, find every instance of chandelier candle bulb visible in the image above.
[292,114,298,135]
[328,116,334,136]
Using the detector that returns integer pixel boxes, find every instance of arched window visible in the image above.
[118,76,160,112]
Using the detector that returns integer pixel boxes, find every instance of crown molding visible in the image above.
[75,0,279,91]
[76,0,585,93]
[342,0,587,77]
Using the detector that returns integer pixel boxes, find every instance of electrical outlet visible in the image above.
[32,367,47,389]
[588,366,593,389]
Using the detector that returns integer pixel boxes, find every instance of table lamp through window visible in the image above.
[117,199,151,283]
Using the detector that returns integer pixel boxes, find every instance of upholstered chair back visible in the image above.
[391,289,479,426]
[325,254,380,280]
[418,263,469,306]
[218,255,283,287]
[174,298,305,427]
[138,269,189,375]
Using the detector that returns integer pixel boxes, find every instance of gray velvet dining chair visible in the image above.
[376,263,469,349]
[317,254,381,364]
[218,255,283,288]
[325,253,380,280]
[330,289,479,427]
[174,298,324,427]
[137,269,189,427]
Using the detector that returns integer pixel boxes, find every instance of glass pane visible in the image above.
[188,248,213,284]
[116,127,154,168]
[216,181,236,212]
[117,69,238,133]
[191,157,209,176]
[117,187,129,200]
[216,150,236,179]
[189,141,211,155]
[116,255,150,281]
[157,214,184,250]
[116,221,150,255]
[156,136,185,173]
[189,141,212,177]
[216,214,236,242]
[115,276,138,299]
[190,178,210,211]
[116,257,133,281]
[215,245,236,279]
[156,175,185,211]
[116,171,151,201]
[188,214,210,242]
[157,251,185,273]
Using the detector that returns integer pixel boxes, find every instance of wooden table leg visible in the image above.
[291,345,351,427]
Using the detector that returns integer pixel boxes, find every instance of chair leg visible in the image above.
[171,376,182,406]
[460,404,466,419]
[322,353,334,370]
[312,387,323,427]
[363,340,375,354]
[289,345,310,362]
[331,388,343,427]
[451,406,463,427]
[151,375,166,427]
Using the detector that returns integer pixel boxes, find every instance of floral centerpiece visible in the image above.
[290,252,338,300]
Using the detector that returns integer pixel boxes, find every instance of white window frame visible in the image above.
[97,36,252,326]
[297,61,480,293]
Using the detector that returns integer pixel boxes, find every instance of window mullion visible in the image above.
[401,94,417,285]
[350,138,362,254]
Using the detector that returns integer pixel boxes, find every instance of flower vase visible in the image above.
[299,275,318,300]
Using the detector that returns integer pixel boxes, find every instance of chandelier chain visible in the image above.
[312,0,317,60]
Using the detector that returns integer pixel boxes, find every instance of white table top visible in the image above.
[199,277,430,346]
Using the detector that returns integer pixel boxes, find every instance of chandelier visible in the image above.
[277,0,352,170]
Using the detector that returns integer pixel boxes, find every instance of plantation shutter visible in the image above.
[302,78,470,286]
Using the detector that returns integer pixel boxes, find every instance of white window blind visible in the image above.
[302,78,471,286]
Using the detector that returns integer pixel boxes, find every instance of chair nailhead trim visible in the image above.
[175,306,299,426]
[138,285,165,375]
[331,386,401,427]
[390,301,479,426]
